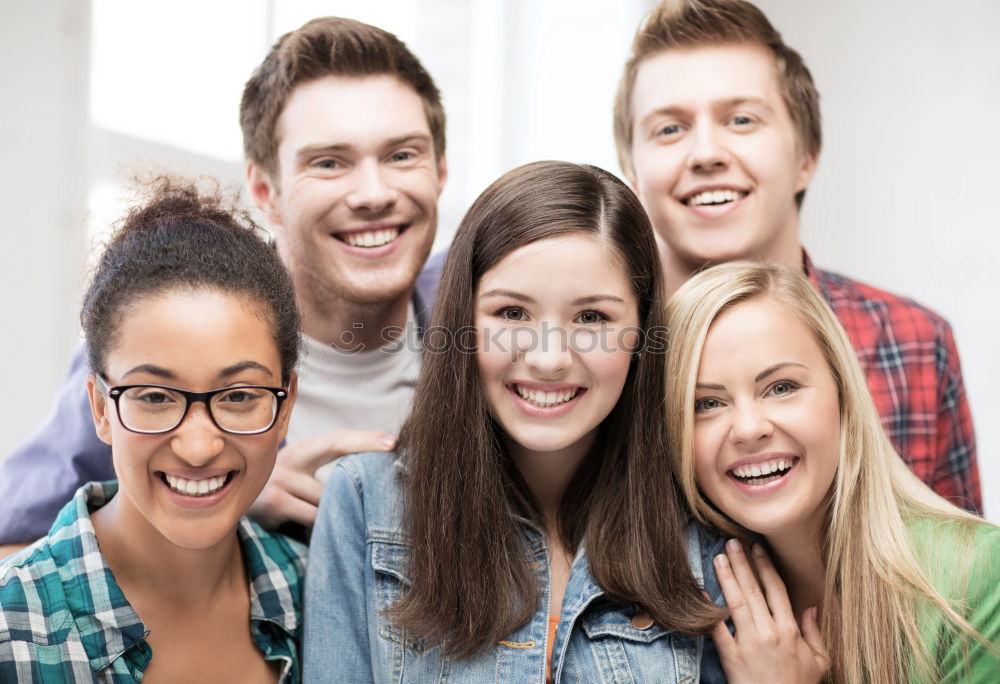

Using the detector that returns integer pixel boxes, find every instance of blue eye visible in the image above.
[658,123,681,137]
[694,397,723,413]
[768,380,799,397]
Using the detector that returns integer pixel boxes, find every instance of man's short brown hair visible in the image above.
[240,17,446,178]
[614,0,821,183]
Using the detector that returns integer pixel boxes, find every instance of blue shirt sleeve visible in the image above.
[0,346,113,543]
[303,458,375,683]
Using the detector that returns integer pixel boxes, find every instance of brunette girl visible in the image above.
[304,161,727,682]
[0,181,305,682]
[666,261,999,683]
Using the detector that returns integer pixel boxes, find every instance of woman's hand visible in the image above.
[712,539,830,683]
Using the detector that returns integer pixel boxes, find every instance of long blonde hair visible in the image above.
[665,261,993,682]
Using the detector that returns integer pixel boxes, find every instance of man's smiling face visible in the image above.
[629,43,816,272]
[252,74,446,309]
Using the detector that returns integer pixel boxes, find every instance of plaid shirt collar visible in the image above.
[801,248,831,299]
[47,481,300,673]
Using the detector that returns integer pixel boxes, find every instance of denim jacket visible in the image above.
[304,452,727,683]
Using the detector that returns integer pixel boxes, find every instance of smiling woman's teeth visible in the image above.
[164,473,228,497]
[341,227,400,248]
[731,458,794,485]
[515,385,579,408]
[687,189,744,206]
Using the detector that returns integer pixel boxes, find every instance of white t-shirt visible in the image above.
[286,305,422,480]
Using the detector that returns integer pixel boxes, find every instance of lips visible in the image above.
[678,185,750,207]
[332,223,408,249]
[725,456,799,489]
[155,469,239,507]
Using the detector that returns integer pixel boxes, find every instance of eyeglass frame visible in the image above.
[95,374,289,436]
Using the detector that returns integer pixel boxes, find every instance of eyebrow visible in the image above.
[121,361,274,382]
[219,361,275,379]
[479,290,625,306]
[122,364,175,380]
[754,362,806,383]
[695,362,807,391]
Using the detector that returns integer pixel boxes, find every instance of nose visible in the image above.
[170,403,225,466]
[729,399,774,446]
[687,123,730,173]
[345,159,399,213]
[521,321,571,377]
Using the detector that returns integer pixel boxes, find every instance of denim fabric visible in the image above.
[304,452,727,683]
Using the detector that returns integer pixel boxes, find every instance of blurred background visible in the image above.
[1,0,998,519]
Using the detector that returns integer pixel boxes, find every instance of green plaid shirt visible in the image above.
[0,481,307,682]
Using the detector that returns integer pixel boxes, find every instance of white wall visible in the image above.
[1,0,997,520]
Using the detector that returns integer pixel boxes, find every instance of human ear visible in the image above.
[435,154,449,196]
[246,162,282,226]
[86,375,114,446]
[794,150,818,194]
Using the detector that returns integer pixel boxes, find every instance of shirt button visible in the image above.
[631,611,654,630]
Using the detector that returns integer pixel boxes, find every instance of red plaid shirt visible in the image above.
[805,251,981,513]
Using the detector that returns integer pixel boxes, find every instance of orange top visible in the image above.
[546,615,560,683]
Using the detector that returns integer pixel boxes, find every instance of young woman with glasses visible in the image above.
[0,180,305,682]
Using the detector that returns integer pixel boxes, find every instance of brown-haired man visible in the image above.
[0,17,448,549]
[614,0,980,512]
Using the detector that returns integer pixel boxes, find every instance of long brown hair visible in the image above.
[393,161,723,658]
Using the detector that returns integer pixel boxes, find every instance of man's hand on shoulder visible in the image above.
[249,429,397,529]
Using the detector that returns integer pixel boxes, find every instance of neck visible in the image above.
[299,288,411,351]
[91,494,245,606]
[763,516,826,619]
[508,432,595,531]
[657,233,804,300]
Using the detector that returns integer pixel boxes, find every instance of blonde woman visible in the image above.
[665,261,999,683]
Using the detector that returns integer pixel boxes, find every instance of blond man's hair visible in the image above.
[614,0,821,205]
[665,261,995,682]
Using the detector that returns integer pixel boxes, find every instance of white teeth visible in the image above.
[687,189,743,206]
[342,227,401,248]
[731,458,793,481]
[514,385,579,408]
[164,473,229,497]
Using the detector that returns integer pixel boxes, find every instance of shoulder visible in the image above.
[910,517,1000,597]
[0,537,74,646]
[324,451,405,503]
[317,452,406,537]
[240,517,308,582]
[815,267,955,337]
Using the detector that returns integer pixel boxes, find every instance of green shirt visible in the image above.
[910,517,1000,682]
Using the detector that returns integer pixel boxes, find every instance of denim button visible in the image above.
[631,611,654,630]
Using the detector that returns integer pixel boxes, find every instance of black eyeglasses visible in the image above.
[96,375,289,435]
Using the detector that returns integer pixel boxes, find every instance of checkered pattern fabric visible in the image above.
[806,252,981,513]
[0,481,306,682]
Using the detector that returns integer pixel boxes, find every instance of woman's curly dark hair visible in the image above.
[81,177,300,383]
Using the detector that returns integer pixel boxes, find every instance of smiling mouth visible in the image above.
[682,189,749,207]
[727,457,797,486]
[512,384,584,408]
[333,226,406,248]
[157,470,238,497]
